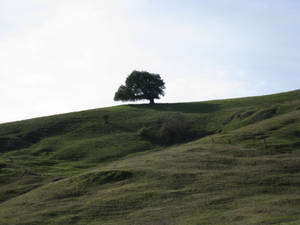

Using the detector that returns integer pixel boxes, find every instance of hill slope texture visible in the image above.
[0,90,299,225]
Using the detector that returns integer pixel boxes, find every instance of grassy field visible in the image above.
[0,90,299,224]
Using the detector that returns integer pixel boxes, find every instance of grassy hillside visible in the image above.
[0,90,299,224]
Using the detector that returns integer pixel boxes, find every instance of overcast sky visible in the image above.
[1,0,299,123]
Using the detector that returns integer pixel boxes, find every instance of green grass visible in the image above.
[0,89,299,224]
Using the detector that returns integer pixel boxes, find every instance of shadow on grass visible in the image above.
[129,102,220,113]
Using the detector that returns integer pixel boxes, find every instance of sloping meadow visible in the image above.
[0,90,299,224]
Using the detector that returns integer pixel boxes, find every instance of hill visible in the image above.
[0,90,299,225]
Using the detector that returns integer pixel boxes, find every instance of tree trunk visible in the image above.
[149,98,155,104]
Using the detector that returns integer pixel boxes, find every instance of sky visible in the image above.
[0,0,299,123]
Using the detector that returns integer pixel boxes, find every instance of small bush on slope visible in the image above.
[138,113,196,145]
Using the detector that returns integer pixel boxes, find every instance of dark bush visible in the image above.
[158,113,194,145]
[138,113,195,145]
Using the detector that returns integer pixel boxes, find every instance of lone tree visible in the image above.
[114,71,165,104]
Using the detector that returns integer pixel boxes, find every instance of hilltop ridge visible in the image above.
[0,89,299,225]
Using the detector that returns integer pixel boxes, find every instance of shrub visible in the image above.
[158,113,194,145]
[138,113,195,145]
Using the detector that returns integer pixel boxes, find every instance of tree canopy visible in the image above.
[114,71,165,104]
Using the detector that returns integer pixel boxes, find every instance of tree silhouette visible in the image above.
[114,71,165,104]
